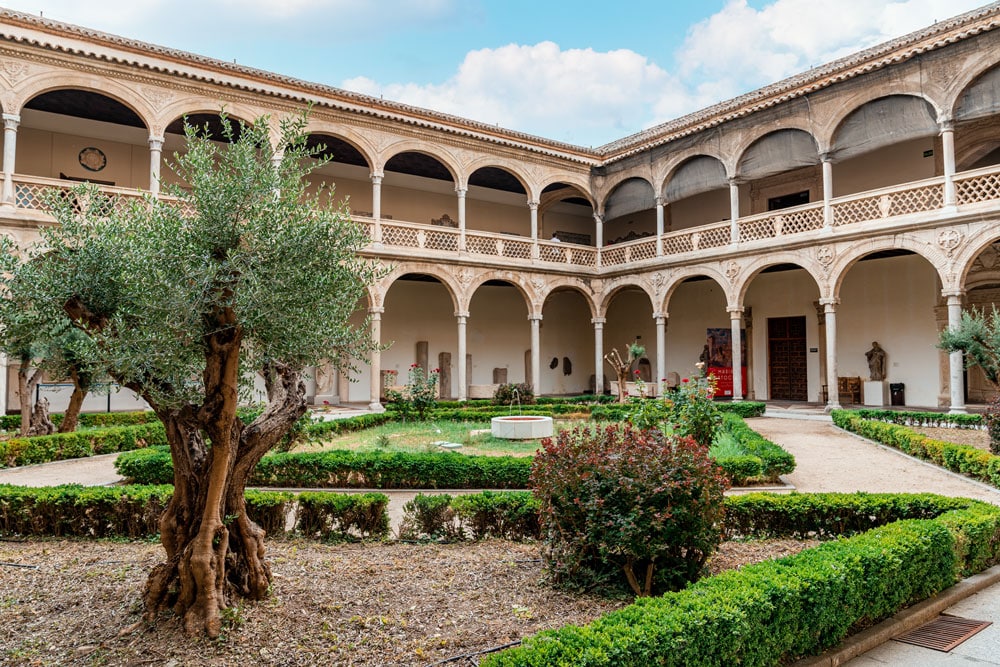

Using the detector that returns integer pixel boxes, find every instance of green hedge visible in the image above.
[833,410,1000,488]
[483,494,1000,667]
[589,401,766,422]
[0,423,169,468]
[300,412,395,440]
[851,409,983,428]
[117,447,532,489]
[0,410,159,431]
[399,491,541,541]
[0,484,390,540]
[716,413,796,484]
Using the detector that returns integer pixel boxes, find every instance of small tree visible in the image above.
[21,112,380,637]
[0,246,103,435]
[386,364,439,420]
[604,341,645,403]
[939,306,1000,452]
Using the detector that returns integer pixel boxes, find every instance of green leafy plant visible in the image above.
[664,372,723,446]
[531,424,729,597]
[386,364,440,420]
[493,383,535,406]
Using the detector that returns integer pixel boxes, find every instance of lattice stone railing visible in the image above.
[536,240,597,267]
[379,220,460,252]
[14,175,147,217]
[466,231,533,260]
[956,167,1000,205]
[738,202,824,242]
[832,179,943,226]
[602,237,658,267]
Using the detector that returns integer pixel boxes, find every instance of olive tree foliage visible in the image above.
[0,244,103,435]
[939,306,1000,453]
[22,112,382,637]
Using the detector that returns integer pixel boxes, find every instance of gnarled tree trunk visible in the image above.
[58,368,89,433]
[17,364,44,437]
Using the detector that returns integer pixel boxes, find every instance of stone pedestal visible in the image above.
[863,380,888,407]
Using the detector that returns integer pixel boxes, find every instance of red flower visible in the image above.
[432,368,440,373]
[634,369,641,376]
[410,363,419,368]
[682,378,689,383]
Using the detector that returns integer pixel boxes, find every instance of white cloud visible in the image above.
[345,42,690,146]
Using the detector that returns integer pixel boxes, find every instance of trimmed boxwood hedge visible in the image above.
[833,410,1000,489]
[117,447,532,489]
[850,409,983,428]
[0,422,169,468]
[0,484,389,540]
[718,413,796,484]
[0,410,159,431]
[482,494,1000,667]
[589,400,766,422]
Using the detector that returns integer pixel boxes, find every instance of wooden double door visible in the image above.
[768,316,808,401]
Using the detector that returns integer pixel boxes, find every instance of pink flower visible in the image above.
[682,378,689,383]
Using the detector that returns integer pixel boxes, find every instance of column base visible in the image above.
[314,393,340,406]
[825,402,843,413]
[368,401,385,413]
[948,406,968,415]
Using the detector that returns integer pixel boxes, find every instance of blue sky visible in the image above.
[3,0,989,146]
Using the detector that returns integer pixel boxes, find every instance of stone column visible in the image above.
[528,199,539,259]
[456,186,467,251]
[148,135,164,196]
[593,317,606,395]
[371,172,383,244]
[728,179,740,244]
[941,122,956,207]
[729,307,743,401]
[654,312,667,389]
[2,113,20,207]
[593,212,603,268]
[368,307,384,411]
[457,311,468,401]
[821,298,842,411]
[529,314,541,392]
[945,291,967,414]
[821,153,834,228]
[655,196,665,256]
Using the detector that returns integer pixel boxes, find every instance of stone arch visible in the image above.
[376,264,461,313]
[735,128,821,182]
[601,176,656,223]
[15,74,154,129]
[948,57,1000,120]
[537,175,595,207]
[829,235,950,299]
[465,270,535,315]
[595,169,654,208]
[156,99,262,139]
[825,93,942,158]
[302,124,377,170]
[378,140,461,184]
[734,254,827,305]
[660,266,731,313]
[655,147,728,197]
[538,180,596,214]
[597,279,656,317]
[538,280,598,319]
[662,154,729,203]
[732,122,821,166]
[464,157,533,199]
[954,225,1000,290]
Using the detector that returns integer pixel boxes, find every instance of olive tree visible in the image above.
[22,113,380,636]
[939,306,1000,453]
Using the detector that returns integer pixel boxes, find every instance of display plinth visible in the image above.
[863,380,888,406]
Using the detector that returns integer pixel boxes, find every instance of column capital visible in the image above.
[818,297,840,307]
[655,196,666,207]
[727,306,744,317]
[455,185,467,196]
[592,212,603,224]
[591,317,606,326]
[819,151,834,163]
[370,172,384,184]
[527,199,539,210]
[2,113,20,130]
[652,312,668,321]
[941,289,965,300]
[727,177,741,187]
[527,313,543,322]
[148,136,164,150]
[368,306,385,316]
[454,310,470,320]
[939,119,955,133]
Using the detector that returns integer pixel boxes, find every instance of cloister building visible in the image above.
[2,5,1000,414]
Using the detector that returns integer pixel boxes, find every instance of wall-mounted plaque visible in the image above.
[78,147,107,172]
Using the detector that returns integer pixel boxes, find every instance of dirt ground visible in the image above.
[911,425,990,450]
[0,537,814,667]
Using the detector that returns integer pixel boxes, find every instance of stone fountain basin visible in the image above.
[491,415,554,440]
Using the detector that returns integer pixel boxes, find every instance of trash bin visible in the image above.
[890,383,905,406]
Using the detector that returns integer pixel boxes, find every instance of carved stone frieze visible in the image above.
[816,245,835,266]
[140,85,174,110]
[0,59,30,84]
[724,260,740,281]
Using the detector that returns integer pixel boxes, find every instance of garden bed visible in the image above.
[0,537,813,667]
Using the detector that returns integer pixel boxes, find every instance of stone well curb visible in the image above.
[793,564,1000,666]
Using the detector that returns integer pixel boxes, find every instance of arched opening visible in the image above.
[161,112,252,189]
[603,177,656,246]
[830,95,939,196]
[836,250,941,407]
[737,129,821,216]
[539,182,595,247]
[466,166,530,237]
[741,264,822,402]
[663,156,729,232]
[468,280,530,397]
[304,133,373,216]
[604,287,655,395]
[541,287,595,395]
[353,274,457,402]
[17,89,149,195]
[958,239,1000,404]
[954,64,1000,172]
[664,276,734,397]
[382,151,456,226]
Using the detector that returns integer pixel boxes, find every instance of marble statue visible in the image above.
[865,342,887,381]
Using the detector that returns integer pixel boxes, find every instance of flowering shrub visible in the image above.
[531,424,729,596]
[386,364,439,421]
[663,372,722,446]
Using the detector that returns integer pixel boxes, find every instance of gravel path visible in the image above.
[748,416,1000,505]
[0,452,123,486]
